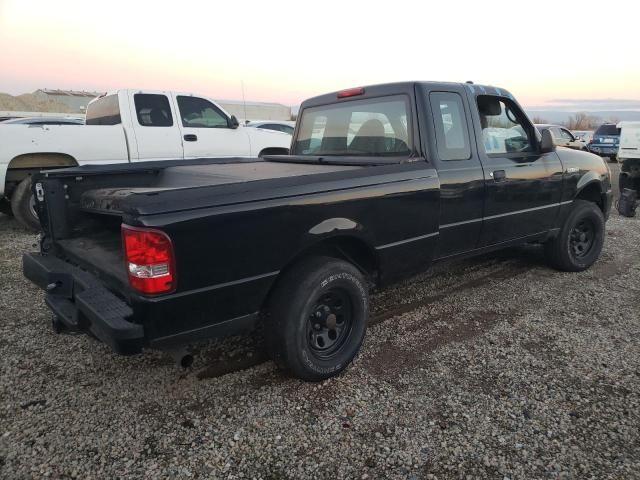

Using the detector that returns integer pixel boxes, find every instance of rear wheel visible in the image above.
[265,256,369,381]
[544,200,605,272]
[11,176,40,231]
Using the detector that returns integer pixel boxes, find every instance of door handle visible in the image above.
[490,170,506,182]
[183,134,198,142]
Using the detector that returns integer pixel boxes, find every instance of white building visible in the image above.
[216,99,291,122]
[33,89,101,113]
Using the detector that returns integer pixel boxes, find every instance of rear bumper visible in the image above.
[589,145,619,156]
[22,253,144,354]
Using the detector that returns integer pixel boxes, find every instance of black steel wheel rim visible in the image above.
[307,288,353,359]
[569,219,596,258]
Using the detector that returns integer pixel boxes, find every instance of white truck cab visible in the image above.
[0,89,291,229]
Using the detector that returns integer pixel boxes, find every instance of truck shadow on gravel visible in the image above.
[0,213,31,233]
[195,244,549,380]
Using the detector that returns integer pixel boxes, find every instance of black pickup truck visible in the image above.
[24,81,612,381]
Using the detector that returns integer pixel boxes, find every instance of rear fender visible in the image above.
[304,217,377,272]
[3,153,78,197]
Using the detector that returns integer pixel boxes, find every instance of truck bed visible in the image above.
[37,158,374,281]
[37,158,367,218]
[56,232,128,294]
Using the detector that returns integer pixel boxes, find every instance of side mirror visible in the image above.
[540,129,556,153]
[229,115,240,129]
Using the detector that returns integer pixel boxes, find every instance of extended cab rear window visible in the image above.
[134,94,173,127]
[85,95,121,125]
[293,96,411,157]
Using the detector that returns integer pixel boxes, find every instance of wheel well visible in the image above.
[8,153,78,170]
[5,153,78,196]
[258,147,289,158]
[576,182,604,212]
[262,236,379,310]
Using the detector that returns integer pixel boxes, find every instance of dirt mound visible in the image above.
[0,92,75,113]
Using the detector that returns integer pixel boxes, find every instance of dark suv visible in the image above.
[588,123,621,161]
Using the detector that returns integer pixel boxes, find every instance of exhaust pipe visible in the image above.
[167,348,194,368]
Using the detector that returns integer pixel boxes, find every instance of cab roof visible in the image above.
[300,81,515,109]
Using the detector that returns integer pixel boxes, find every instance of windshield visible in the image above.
[293,95,411,157]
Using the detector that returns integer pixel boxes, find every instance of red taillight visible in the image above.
[122,225,175,295]
[337,87,365,98]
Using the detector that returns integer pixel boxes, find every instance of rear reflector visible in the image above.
[337,87,365,98]
[122,225,176,294]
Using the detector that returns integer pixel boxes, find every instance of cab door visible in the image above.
[470,94,564,245]
[172,94,251,158]
[127,92,184,161]
[421,86,486,258]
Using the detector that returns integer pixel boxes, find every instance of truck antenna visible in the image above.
[241,81,248,123]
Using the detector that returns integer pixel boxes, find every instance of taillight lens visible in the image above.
[122,225,176,294]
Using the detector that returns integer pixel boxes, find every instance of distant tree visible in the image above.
[531,116,547,124]
[565,112,599,130]
[487,117,512,129]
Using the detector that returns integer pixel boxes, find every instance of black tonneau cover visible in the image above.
[74,160,363,215]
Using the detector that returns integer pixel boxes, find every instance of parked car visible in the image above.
[0,90,291,229]
[535,124,586,150]
[1,116,84,125]
[23,81,612,381]
[617,121,640,194]
[573,130,593,144]
[246,120,295,135]
[588,123,621,161]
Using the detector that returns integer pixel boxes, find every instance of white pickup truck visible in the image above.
[0,89,292,229]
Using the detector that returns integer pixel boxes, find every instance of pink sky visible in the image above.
[1,0,638,108]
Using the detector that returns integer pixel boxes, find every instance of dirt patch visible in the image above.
[196,350,268,380]
[370,261,530,325]
[591,255,629,279]
[363,310,500,379]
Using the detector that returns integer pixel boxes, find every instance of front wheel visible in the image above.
[544,200,605,272]
[11,176,40,231]
[265,256,369,381]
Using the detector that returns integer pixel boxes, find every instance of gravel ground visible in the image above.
[1,170,639,479]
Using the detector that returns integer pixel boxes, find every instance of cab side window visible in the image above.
[548,127,564,142]
[177,96,229,128]
[477,96,533,155]
[134,94,173,127]
[560,128,574,141]
[430,92,471,161]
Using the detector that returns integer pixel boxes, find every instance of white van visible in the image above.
[618,121,640,161]
[617,121,640,193]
